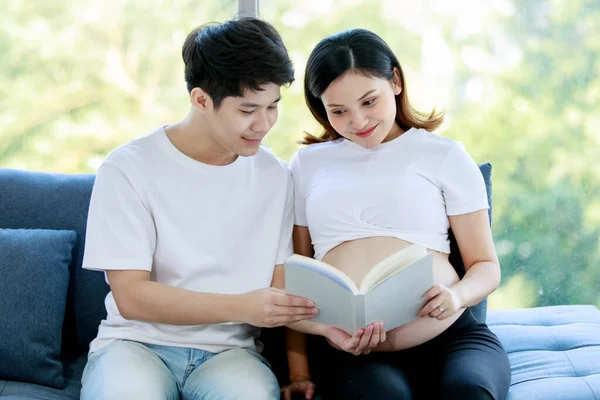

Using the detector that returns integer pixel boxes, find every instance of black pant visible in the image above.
[308,308,511,400]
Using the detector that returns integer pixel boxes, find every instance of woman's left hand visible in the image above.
[418,284,463,320]
[280,378,316,400]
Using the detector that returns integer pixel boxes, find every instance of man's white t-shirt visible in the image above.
[82,126,294,353]
[290,127,489,261]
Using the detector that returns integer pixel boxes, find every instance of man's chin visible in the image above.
[237,138,262,156]
[236,145,261,157]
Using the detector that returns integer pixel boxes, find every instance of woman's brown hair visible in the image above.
[302,29,444,144]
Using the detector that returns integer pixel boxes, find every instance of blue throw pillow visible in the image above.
[0,229,76,389]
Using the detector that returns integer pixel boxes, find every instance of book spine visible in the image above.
[354,294,366,330]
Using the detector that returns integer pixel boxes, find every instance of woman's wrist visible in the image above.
[289,373,311,382]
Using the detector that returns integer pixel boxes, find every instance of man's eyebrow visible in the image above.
[326,89,376,108]
[240,97,282,108]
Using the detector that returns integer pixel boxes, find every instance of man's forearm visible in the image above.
[286,320,328,336]
[116,280,247,325]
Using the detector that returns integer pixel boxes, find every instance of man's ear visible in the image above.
[190,87,214,113]
[391,67,402,96]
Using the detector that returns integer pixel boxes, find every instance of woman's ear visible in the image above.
[392,67,402,95]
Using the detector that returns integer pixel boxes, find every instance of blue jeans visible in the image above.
[80,340,279,400]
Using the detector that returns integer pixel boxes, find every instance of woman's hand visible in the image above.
[419,284,463,320]
[280,376,316,400]
[324,322,385,355]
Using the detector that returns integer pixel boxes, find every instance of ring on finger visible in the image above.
[439,306,445,313]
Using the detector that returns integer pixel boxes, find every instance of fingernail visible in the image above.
[312,307,319,314]
[307,301,314,307]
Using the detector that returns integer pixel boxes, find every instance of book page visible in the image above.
[365,253,433,330]
[284,259,360,333]
[359,244,427,293]
[285,254,359,293]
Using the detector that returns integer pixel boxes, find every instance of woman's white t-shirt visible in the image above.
[290,127,488,260]
[83,126,294,353]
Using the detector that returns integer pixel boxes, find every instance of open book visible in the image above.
[284,244,434,334]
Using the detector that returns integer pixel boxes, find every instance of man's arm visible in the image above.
[108,269,317,327]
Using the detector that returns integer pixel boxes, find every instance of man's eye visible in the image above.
[240,110,254,114]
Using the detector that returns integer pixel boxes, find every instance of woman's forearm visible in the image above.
[286,328,311,380]
[452,261,501,308]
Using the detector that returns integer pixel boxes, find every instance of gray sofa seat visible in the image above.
[0,355,85,400]
[1,168,600,400]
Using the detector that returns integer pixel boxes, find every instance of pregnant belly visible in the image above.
[322,236,464,350]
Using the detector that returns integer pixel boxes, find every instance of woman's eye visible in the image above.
[363,98,376,106]
[332,110,346,115]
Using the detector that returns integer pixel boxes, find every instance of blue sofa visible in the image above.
[0,167,599,400]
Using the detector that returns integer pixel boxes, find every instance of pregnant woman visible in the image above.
[282,28,511,400]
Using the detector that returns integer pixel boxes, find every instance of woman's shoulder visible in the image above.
[415,127,460,147]
[412,128,464,161]
[301,138,345,154]
[291,138,345,164]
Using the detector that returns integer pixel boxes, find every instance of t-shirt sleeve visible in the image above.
[289,151,308,227]
[275,169,295,264]
[82,162,156,272]
[438,142,489,216]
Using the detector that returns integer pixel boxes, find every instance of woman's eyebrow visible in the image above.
[326,89,376,108]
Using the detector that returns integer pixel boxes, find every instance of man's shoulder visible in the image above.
[254,145,291,172]
[102,127,163,169]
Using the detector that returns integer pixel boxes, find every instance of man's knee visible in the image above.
[83,371,177,400]
[81,341,178,400]
[208,374,279,400]
[183,348,279,400]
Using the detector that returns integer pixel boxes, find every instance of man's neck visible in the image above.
[165,114,238,166]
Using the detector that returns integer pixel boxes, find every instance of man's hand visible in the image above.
[241,288,318,327]
[325,321,386,355]
[280,377,316,400]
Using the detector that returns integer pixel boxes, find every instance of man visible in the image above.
[80,18,317,399]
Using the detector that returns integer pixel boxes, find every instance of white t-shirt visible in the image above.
[82,126,294,353]
[290,127,488,260]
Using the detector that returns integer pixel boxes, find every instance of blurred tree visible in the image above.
[0,0,236,171]
[447,0,600,307]
[1,0,598,307]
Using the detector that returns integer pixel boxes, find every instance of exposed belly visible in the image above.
[322,236,464,350]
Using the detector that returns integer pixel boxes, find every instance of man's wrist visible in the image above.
[227,293,248,323]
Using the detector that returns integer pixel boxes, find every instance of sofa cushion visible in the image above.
[0,170,109,355]
[0,353,86,399]
[0,229,76,389]
[488,305,600,400]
